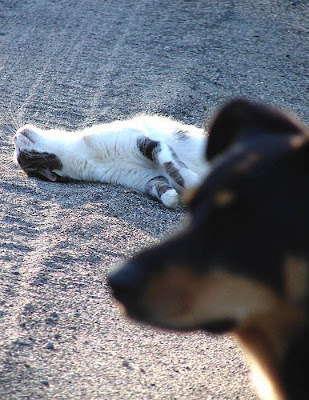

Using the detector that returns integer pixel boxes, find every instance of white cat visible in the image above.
[13,115,209,208]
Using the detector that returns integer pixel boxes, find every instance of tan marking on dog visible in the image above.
[145,267,196,320]
[213,190,235,207]
[141,267,307,400]
[290,135,307,149]
[236,325,285,400]
[182,187,198,204]
[143,268,280,329]
[192,271,280,325]
[284,255,308,302]
[235,304,305,400]
[234,152,260,172]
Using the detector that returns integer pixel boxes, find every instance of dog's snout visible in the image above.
[108,262,145,303]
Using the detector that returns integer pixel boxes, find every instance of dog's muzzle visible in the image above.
[108,262,151,319]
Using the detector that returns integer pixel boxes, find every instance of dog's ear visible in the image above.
[206,99,303,161]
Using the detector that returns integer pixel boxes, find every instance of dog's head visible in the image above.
[108,99,309,398]
[109,99,309,331]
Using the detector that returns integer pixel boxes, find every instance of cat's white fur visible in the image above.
[14,115,209,207]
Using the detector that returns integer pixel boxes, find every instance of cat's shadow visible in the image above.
[30,177,187,240]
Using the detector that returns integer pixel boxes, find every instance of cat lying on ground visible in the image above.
[13,115,209,208]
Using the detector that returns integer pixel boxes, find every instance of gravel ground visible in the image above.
[0,1,308,399]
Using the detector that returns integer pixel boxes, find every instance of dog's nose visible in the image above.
[108,262,145,303]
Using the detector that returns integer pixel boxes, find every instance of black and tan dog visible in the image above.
[108,99,309,400]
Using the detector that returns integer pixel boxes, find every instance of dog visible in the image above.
[108,99,309,400]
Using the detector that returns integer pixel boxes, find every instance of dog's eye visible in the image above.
[187,185,242,225]
[213,189,236,208]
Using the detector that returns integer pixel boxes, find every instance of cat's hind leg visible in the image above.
[137,137,200,190]
[145,176,179,208]
[161,147,200,189]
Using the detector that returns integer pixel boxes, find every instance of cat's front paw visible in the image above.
[161,189,179,208]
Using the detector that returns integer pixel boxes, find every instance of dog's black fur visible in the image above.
[108,99,309,400]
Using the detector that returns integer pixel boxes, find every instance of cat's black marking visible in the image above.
[168,146,189,169]
[174,129,189,141]
[17,150,62,181]
[17,150,62,171]
[145,176,177,206]
[138,136,187,188]
[137,137,160,163]
[163,162,185,187]
[17,150,76,183]
[146,176,172,197]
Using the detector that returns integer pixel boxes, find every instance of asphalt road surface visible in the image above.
[0,1,308,399]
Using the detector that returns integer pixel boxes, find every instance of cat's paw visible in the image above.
[183,170,201,189]
[161,189,179,208]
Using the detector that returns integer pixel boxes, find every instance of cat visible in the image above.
[13,115,209,208]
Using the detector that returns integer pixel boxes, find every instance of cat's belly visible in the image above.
[57,158,159,192]
[96,162,159,191]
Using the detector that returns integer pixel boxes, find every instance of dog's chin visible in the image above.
[124,305,237,334]
[199,318,237,333]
